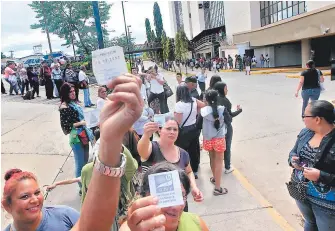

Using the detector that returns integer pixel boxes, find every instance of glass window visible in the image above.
[293,1,298,5]
[278,11,282,21]
[283,1,287,9]
[265,1,269,7]
[261,18,265,26]
[293,4,298,16]
[261,1,264,9]
[260,9,265,17]
[278,2,282,11]
[269,5,273,14]
[265,7,268,16]
[265,16,269,25]
[288,6,293,17]
[273,3,278,12]
[273,13,278,22]
[287,1,292,7]
[283,9,288,18]
[270,14,274,23]
[299,2,305,13]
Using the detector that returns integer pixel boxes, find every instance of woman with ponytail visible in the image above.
[201,89,229,195]
[2,169,79,231]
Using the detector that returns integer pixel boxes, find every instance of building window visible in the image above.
[174,1,184,31]
[260,1,306,27]
[204,1,225,30]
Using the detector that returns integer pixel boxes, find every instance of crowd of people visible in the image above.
[1,59,94,107]
[163,54,271,75]
[2,59,334,231]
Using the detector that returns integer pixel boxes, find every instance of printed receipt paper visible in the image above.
[148,170,184,208]
[92,46,128,85]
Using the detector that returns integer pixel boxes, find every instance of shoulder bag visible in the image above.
[175,101,200,149]
[163,78,173,98]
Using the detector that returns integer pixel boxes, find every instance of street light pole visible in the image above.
[121,1,132,68]
[92,1,104,49]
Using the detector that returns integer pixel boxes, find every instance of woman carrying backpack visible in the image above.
[201,89,229,195]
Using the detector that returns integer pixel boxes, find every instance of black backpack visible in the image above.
[23,90,33,100]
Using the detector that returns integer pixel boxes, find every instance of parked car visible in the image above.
[23,58,43,68]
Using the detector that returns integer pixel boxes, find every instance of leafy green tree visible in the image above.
[106,34,135,52]
[1,52,6,59]
[153,2,164,42]
[145,18,152,43]
[29,1,112,55]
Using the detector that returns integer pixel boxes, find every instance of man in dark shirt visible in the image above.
[185,76,200,100]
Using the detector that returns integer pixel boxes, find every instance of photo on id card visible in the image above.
[148,170,184,208]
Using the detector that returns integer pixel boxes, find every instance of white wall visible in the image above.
[306,1,334,12]
[168,2,177,36]
[249,1,261,29]
[181,2,190,38]
[224,2,252,37]
[189,1,205,38]
[223,48,239,60]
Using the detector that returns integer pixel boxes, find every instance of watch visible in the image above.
[93,152,127,177]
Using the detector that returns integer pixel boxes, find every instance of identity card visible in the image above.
[148,170,184,208]
[92,46,128,85]
[154,114,165,127]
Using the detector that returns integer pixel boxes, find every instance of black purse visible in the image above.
[163,81,173,98]
[286,176,307,202]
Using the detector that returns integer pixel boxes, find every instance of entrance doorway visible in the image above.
[311,35,335,67]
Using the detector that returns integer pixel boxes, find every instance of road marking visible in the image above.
[233,168,295,231]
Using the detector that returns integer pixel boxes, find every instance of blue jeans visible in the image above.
[71,142,89,188]
[224,124,233,170]
[5,78,18,95]
[301,88,321,116]
[83,88,92,107]
[296,200,335,231]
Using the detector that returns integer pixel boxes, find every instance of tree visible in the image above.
[145,18,152,43]
[29,1,112,55]
[153,2,164,42]
[106,34,135,52]
[1,52,6,59]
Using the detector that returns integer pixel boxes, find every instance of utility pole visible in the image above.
[121,1,132,68]
[9,50,14,59]
[92,1,104,49]
[40,1,53,55]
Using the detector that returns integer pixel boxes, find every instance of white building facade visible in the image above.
[168,1,335,67]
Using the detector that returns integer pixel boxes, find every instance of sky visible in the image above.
[0,1,171,58]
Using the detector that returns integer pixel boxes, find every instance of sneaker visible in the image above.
[225,167,234,174]
[213,187,228,196]
[90,103,95,107]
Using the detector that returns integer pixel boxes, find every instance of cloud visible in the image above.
[1,1,172,58]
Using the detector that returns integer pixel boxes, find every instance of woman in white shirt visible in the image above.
[78,65,94,107]
[174,85,205,179]
[147,66,169,114]
[96,86,107,110]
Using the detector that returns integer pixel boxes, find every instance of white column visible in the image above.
[301,39,311,68]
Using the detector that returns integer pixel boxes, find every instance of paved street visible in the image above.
[1,64,335,230]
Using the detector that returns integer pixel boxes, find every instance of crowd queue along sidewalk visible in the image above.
[1,55,335,231]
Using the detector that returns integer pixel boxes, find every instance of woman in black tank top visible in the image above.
[137,117,204,204]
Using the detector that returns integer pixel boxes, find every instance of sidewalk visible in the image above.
[1,70,297,230]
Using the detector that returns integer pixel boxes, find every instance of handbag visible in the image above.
[163,81,173,98]
[69,127,81,145]
[286,176,307,202]
[39,78,45,86]
[176,102,200,149]
[78,129,89,145]
[316,69,325,92]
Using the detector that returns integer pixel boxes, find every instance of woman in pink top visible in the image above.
[4,62,19,95]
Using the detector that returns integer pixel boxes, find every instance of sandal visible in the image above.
[210,177,215,185]
[213,187,228,196]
